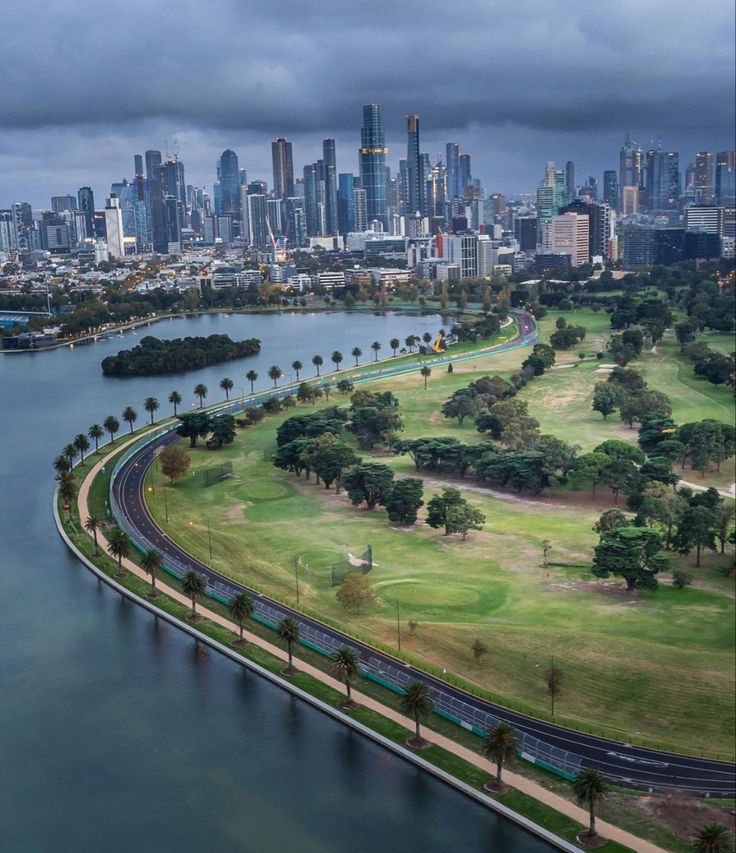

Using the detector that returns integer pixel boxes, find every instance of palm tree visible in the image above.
[107,529,130,577]
[73,433,90,462]
[331,350,343,372]
[312,355,323,376]
[422,332,433,347]
[229,591,254,644]
[220,377,234,400]
[292,360,303,381]
[194,384,208,408]
[371,341,381,361]
[246,370,258,394]
[277,615,300,674]
[169,390,182,416]
[420,364,432,389]
[53,454,71,477]
[399,680,433,747]
[144,396,159,424]
[103,415,120,444]
[182,569,206,619]
[88,424,104,453]
[62,443,78,468]
[481,722,518,791]
[351,346,362,366]
[330,646,359,706]
[84,515,102,555]
[572,768,610,841]
[268,365,282,387]
[59,477,77,519]
[691,822,732,853]
[390,337,400,357]
[141,548,162,597]
[122,406,138,433]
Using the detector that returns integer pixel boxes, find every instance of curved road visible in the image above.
[110,312,735,798]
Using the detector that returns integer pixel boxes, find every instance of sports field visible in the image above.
[145,313,735,755]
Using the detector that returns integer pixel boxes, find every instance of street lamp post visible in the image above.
[294,556,300,604]
[206,517,212,560]
[396,599,401,651]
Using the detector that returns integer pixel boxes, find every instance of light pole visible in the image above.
[206,517,212,560]
[294,556,300,604]
[396,599,401,651]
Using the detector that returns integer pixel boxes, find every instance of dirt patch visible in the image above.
[627,793,736,842]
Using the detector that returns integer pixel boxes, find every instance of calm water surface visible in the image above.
[0,312,553,852]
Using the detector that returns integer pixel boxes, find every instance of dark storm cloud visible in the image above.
[1,0,734,205]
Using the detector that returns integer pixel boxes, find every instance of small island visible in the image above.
[101,334,261,376]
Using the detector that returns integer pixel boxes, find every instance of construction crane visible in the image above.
[432,330,446,353]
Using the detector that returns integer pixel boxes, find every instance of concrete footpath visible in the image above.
[73,437,667,853]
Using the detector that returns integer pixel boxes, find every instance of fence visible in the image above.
[330,545,373,586]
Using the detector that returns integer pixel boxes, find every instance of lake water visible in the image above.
[0,311,554,852]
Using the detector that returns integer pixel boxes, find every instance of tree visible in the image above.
[714,503,735,554]
[84,515,102,554]
[691,822,732,853]
[194,384,208,408]
[336,572,377,615]
[142,396,159,424]
[159,444,191,483]
[371,341,382,361]
[385,479,424,525]
[309,433,357,491]
[342,462,395,509]
[312,355,323,376]
[420,364,431,389]
[291,360,303,381]
[219,377,234,400]
[73,433,90,462]
[619,390,672,429]
[336,379,354,394]
[88,423,104,453]
[481,722,517,791]
[573,768,610,842]
[122,406,138,434]
[445,502,486,539]
[246,370,258,394]
[141,548,162,597]
[229,591,254,644]
[471,638,489,662]
[59,477,77,519]
[331,350,344,371]
[182,570,206,619]
[176,412,212,448]
[592,383,623,420]
[277,615,300,674]
[399,681,433,747]
[267,365,282,387]
[541,540,552,566]
[351,346,362,366]
[571,452,611,497]
[169,390,182,415]
[484,398,540,450]
[672,568,693,589]
[103,415,120,444]
[593,508,629,533]
[592,526,666,590]
[390,337,400,356]
[348,390,403,449]
[442,391,484,425]
[209,414,236,448]
[62,443,78,468]
[545,659,563,715]
[330,646,360,706]
[107,529,130,577]
[673,504,717,567]
[638,483,687,549]
[53,454,71,477]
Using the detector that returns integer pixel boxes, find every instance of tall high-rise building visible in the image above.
[603,170,618,209]
[715,151,736,205]
[459,154,472,193]
[104,196,125,258]
[359,103,388,229]
[549,212,589,267]
[302,163,320,236]
[694,152,714,203]
[322,138,339,235]
[284,196,307,247]
[645,149,680,211]
[162,157,187,226]
[51,195,77,214]
[565,161,575,202]
[271,138,294,199]
[337,173,355,234]
[406,115,425,216]
[536,161,568,251]
[446,143,460,202]
[354,187,368,232]
[246,194,269,248]
[218,149,241,217]
[619,132,642,208]
[145,150,167,253]
[77,187,95,238]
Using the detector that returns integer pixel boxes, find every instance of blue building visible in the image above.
[359,103,388,229]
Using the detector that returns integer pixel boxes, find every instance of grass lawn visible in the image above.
[145,368,735,756]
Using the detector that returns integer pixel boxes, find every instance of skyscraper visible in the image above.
[145,150,167,253]
[322,138,339,235]
[536,161,568,251]
[271,138,294,199]
[446,143,460,201]
[458,154,472,194]
[603,170,618,209]
[694,152,714,203]
[337,173,355,234]
[619,132,642,207]
[77,187,95,238]
[565,161,575,202]
[715,151,736,205]
[218,149,241,217]
[406,115,425,216]
[104,196,125,258]
[645,149,680,211]
[359,103,388,229]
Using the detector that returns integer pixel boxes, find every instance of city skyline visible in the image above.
[1,0,733,206]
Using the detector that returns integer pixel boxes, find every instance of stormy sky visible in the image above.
[1,0,734,209]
